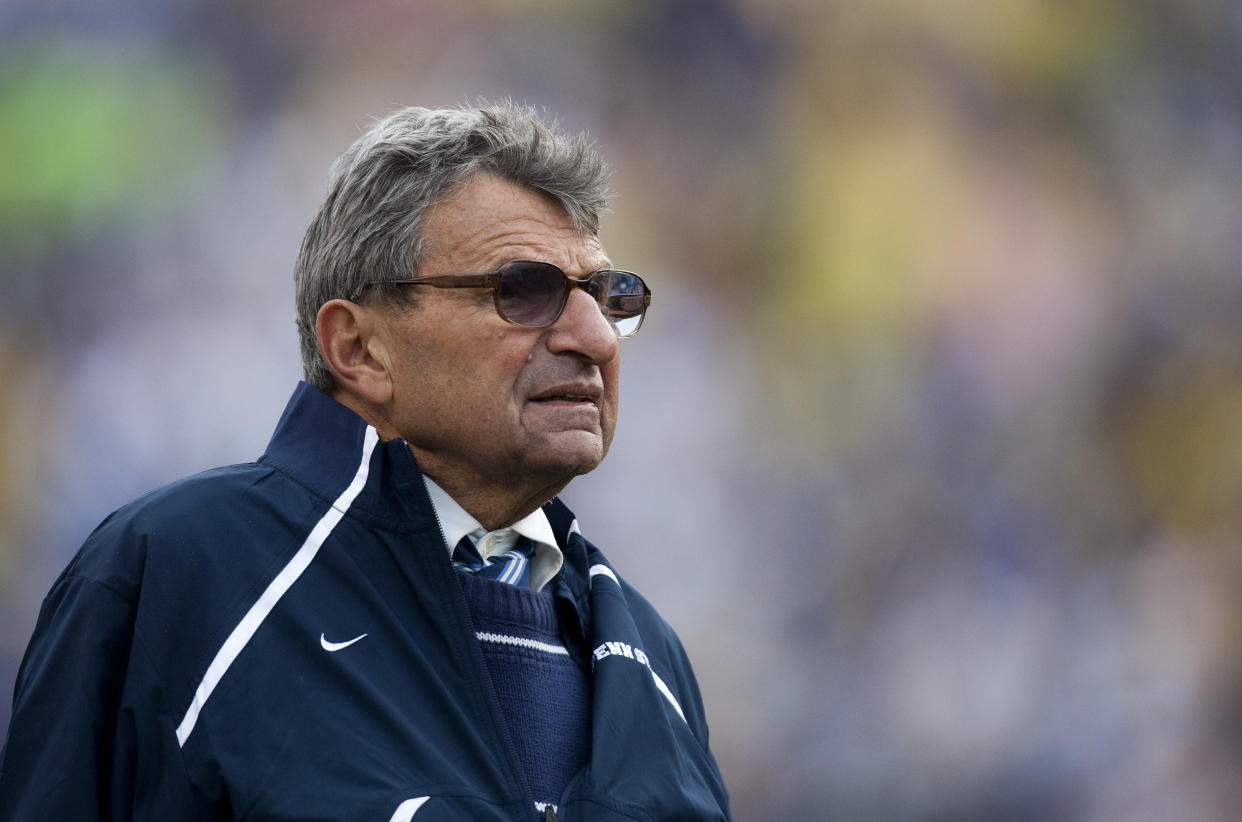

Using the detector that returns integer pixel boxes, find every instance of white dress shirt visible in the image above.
[422,476,563,591]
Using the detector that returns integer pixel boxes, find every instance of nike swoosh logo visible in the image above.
[320,632,368,652]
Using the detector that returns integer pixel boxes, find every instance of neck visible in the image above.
[329,388,568,529]
[416,453,568,530]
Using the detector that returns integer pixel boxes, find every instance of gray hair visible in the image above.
[293,100,612,391]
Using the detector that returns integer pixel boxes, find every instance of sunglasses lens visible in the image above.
[495,262,649,334]
[496,262,566,326]
[596,271,649,337]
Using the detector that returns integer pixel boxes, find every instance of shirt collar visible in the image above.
[421,476,563,591]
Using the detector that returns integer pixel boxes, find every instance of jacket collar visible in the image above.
[543,496,601,652]
[261,382,381,501]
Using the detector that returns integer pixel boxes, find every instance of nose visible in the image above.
[544,286,620,364]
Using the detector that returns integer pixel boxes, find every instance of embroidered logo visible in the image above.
[320,632,368,652]
[591,640,650,669]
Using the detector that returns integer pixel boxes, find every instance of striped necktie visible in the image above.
[452,531,535,587]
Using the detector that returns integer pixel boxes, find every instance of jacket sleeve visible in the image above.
[0,572,190,821]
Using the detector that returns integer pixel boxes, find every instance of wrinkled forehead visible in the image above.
[418,174,609,273]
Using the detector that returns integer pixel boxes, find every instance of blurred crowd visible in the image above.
[2,1,1241,819]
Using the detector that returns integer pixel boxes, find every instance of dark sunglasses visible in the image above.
[357,260,651,337]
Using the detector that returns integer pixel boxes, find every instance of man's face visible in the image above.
[375,173,621,495]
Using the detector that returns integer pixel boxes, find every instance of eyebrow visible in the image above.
[488,256,617,275]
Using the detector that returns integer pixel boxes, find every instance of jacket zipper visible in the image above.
[416,452,542,821]
[545,804,557,821]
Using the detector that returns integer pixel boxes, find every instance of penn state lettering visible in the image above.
[592,641,650,668]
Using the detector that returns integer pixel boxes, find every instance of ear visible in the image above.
[316,299,394,406]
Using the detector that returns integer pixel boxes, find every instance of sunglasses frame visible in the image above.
[356,259,651,337]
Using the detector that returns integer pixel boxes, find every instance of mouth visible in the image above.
[531,393,596,404]
[530,385,602,405]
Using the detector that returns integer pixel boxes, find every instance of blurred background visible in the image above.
[2,0,1241,818]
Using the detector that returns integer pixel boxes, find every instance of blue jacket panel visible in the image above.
[0,383,730,821]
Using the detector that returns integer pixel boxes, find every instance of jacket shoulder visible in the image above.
[614,575,690,659]
[614,574,716,744]
[62,461,314,600]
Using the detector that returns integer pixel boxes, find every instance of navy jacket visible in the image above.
[0,383,730,821]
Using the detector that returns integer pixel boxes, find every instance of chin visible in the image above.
[529,445,607,481]
[552,454,607,479]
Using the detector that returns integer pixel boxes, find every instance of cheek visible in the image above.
[603,359,621,402]
[475,349,536,413]
[497,338,542,382]
[601,363,621,423]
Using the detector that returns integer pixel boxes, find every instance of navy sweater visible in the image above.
[458,572,591,815]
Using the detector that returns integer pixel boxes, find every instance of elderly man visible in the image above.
[0,103,731,821]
